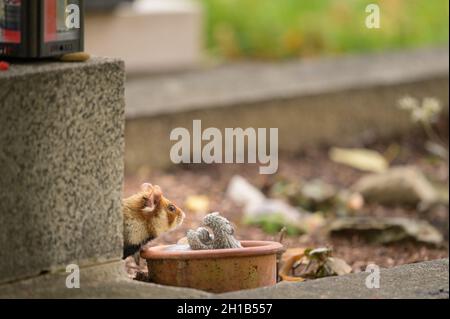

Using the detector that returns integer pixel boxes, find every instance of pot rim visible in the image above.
[141,240,283,260]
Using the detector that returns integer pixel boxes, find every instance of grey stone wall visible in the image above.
[0,58,125,284]
[124,47,449,173]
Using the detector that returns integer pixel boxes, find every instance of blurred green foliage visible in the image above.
[243,214,303,236]
[199,0,449,59]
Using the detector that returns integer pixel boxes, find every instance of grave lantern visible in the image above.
[0,0,84,58]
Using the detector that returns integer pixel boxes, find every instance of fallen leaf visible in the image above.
[279,253,306,282]
[59,52,91,62]
[318,257,352,277]
[306,247,332,261]
[329,147,389,173]
[279,247,352,282]
[281,248,306,264]
[185,195,210,215]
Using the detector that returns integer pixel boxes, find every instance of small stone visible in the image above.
[185,195,210,215]
[59,52,91,62]
[352,166,439,207]
[328,216,443,246]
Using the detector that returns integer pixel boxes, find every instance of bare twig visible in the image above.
[276,227,287,282]
[422,122,448,153]
[277,227,287,244]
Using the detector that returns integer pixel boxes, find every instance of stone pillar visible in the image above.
[0,58,125,284]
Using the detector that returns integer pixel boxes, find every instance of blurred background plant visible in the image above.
[398,96,449,160]
[200,0,449,60]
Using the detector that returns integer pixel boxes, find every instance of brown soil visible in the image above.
[124,133,449,277]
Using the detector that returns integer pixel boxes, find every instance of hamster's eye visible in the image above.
[168,204,176,213]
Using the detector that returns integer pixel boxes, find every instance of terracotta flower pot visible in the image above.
[141,240,283,293]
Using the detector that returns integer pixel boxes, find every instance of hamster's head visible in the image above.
[136,183,185,233]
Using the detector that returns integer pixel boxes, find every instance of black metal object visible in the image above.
[0,0,84,58]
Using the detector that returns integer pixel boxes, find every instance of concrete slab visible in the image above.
[0,58,126,284]
[220,259,449,299]
[0,261,209,299]
[0,259,447,299]
[124,48,449,172]
[126,47,449,118]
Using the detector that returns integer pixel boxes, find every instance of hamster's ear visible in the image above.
[141,183,153,192]
[141,183,162,212]
[152,185,162,204]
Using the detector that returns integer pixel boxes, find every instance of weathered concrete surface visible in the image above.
[0,259,447,299]
[0,261,209,299]
[220,259,449,299]
[124,47,449,172]
[0,58,126,284]
[126,47,449,118]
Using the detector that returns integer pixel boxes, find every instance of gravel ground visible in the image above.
[124,131,449,277]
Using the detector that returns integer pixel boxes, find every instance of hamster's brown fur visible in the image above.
[122,183,185,258]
